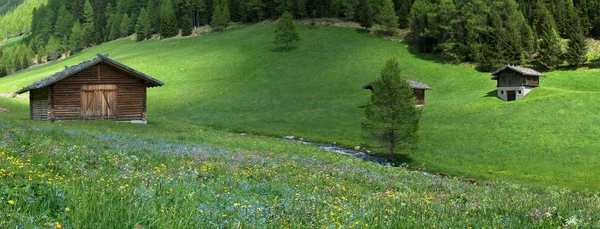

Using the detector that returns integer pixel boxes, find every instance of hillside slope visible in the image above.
[2,24,600,190]
[0,0,45,41]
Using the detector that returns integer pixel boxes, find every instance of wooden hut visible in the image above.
[362,79,432,105]
[16,54,164,123]
[491,65,544,101]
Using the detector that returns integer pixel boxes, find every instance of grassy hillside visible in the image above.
[0,0,45,41]
[2,24,600,191]
[0,34,27,49]
[1,113,600,228]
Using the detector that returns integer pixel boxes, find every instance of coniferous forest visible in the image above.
[1,0,599,77]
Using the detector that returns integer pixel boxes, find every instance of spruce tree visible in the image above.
[44,36,62,61]
[69,21,85,51]
[407,0,434,52]
[83,0,95,47]
[147,0,160,34]
[356,0,373,33]
[534,1,562,70]
[120,14,131,37]
[181,14,193,36]
[108,14,122,41]
[135,7,151,41]
[362,58,420,160]
[54,6,74,39]
[565,0,588,67]
[379,0,398,34]
[211,0,230,31]
[160,0,179,38]
[274,11,300,52]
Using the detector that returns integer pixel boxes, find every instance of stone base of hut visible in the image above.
[496,86,534,101]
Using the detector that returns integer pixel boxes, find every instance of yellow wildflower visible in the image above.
[7,200,14,205]
[65,207,70,212]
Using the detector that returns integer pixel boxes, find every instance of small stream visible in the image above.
[285,139,392,166]
[283,138,440,178]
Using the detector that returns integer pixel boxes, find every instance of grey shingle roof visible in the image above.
[491,65,545,80]
[362,79,432,90]
[16,54,164,94]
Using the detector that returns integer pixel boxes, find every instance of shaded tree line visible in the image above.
[407,0,589,71]
[4,0,600,77]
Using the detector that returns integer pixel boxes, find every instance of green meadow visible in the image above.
[2,23,600,193]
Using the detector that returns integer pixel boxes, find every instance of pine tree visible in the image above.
[160,0,179,38]
[147,0,160,34]
[356,0,373,32]
[407,0,434,52]
[44,36,62,61]
[120,14,131,37]
[363,58,420,160]
[211,0,230,31]
[273,11,300,51]
[181,14,193,36]
[379,0,398,33]
[54,6,74,39]
[108,14,122,40]
[534,1,562,70]
[396,0,413,29]
[295,0,307,20]
[82,0,95,47]
[83,0,94,24]
[135,7,152,41]
[565,0,588,67]
[69,21,85,51]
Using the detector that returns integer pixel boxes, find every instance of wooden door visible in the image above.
[507,90,516,101]
[81,85,117,120]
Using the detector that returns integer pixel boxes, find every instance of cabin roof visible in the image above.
[16,54,165,94]
[491,65,545,80]
[362,79,432,90]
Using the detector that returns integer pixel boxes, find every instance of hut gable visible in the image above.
[491,65,544,101]
[16,54,164,122]
[362,79,432,105]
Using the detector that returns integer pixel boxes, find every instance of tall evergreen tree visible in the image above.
[379,0,398,33]
[136,7,152,41]
[534,0,562,70]
[120,14,132,37]
[147,0,160,34]
[160,0,179,38]
[82,0,95,47]
[181,14,193,36]
[69,21,85,51]
[295,0,307,19]
[107,14,122,40]
[363,58,420,160]
[273,11,300,51]
[396,0,413,29]
[356,0,373,32]
[407,0,434,52]
[54,6,74,39]
[565,0,588,66]
[44,35,62,61]
[211,0,230,31]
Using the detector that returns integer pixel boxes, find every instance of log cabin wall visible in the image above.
[51,62,146,121]
[523,76,540,87]
[30,88,49,121]
[497,70,524,87]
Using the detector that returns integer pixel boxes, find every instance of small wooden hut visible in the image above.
[16,54,164,122]
[362,79,432,105]
[491,65,544,101]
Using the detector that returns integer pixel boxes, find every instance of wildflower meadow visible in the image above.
[1,123,600,228]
